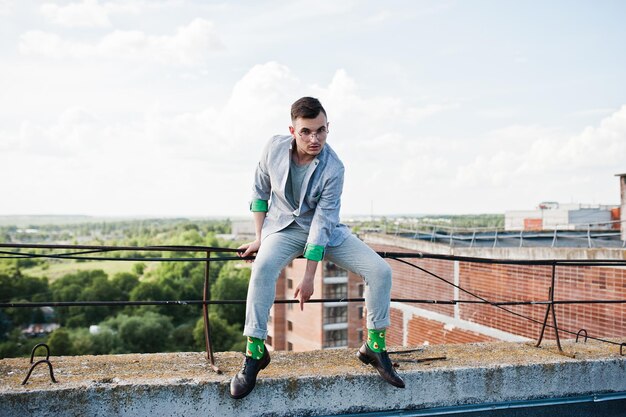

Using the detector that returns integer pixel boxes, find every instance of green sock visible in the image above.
[367,328,387,352]
[246,336,265,360]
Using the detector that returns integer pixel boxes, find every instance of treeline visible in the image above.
[0,220,250,358]
[349,214,505,234]
[1,217,231,245]
[416,214,505,229]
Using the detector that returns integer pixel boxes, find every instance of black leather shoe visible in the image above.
[229,349,271,399]
[357,343,405,388]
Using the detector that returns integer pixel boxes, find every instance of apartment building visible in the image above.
[266,260,365,351]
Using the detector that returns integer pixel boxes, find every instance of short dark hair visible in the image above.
[291,97,327,121]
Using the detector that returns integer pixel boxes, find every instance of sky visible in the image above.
[1,0,625,218]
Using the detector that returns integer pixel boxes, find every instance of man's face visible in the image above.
[289,113,328,158]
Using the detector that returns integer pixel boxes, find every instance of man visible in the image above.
[229,97,404,400]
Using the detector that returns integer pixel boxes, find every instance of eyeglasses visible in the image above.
[297,126,328,141]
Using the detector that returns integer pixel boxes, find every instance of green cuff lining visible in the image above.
[250,199,268,212]
[304,243,325,262]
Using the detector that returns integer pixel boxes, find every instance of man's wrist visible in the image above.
[250,199,268,212]
[303,243,324,262]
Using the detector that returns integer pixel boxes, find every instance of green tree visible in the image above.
[0,269,49,303]
[0,268,50,339]
[51,270,123,327]
[88,327,121,355]
[170,322,197,351]
[0,327,33,359]
[132,263,146,276]
[0,311,11,341]
[78,275,123,324]
[110,272,139,299]
[70,328,95,355]
[47,328,72,355]
[211,262,250,329]
[193,313,244,352]
[129,280,176,317]
[117,311,174,353]
[51,270,106,326]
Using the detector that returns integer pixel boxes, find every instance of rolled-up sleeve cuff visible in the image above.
[250,199,268,212]
[303,243,325,261]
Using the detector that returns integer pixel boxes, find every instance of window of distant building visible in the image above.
[287,320,293,331]
[323,329,348,348]
[357,306,364,320]
[287,342,293,351]
[358,284,364,298]
[287,278,293,289]
[324,283,348,299]
[323,261,348,278]
[324,306,348,324]
[267,335,273,346]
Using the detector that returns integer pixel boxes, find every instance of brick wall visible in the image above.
[406,314,497,345]
[386,307,404,346]
[370,242,626,344]
[373,244,455,317]
[458,262,552,340]
[270,239,626,350]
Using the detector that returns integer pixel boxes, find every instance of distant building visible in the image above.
[231,219,256,241]
[505,202,620,231]
[617,173,626,241]
[22,323,60,338]
[506,173,626,234]
[266,260,365,352]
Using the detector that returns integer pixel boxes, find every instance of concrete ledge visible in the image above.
[1,340,626,416]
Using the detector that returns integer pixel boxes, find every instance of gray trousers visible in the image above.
[243,223,392,340]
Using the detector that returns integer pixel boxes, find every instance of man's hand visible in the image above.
[293,276,314,311]
[237,239,261,262]
[293,259,318,310]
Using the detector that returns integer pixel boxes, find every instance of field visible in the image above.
[23,260,158,281]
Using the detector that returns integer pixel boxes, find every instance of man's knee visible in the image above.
[364,259,392,290]
[375,259,392,281]
[251,261,278,283]
[250,251,289,285]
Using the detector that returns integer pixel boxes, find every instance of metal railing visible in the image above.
[2,242,626,381]
[379,222,625,248]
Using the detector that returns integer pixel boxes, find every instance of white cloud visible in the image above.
[15,107,108,157]
[41,0,110,27]
[2,60,623,216]
[561,106,626,167]
[453,106,626,209]
[0,0,13,15]
[40,0,140,27]
[0,63,452,216]
[316,69,455,129]
[19,18,223,66]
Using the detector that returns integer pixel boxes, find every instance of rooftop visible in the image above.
[2,340,626,416]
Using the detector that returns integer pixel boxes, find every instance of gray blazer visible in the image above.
[251,135,351,256]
